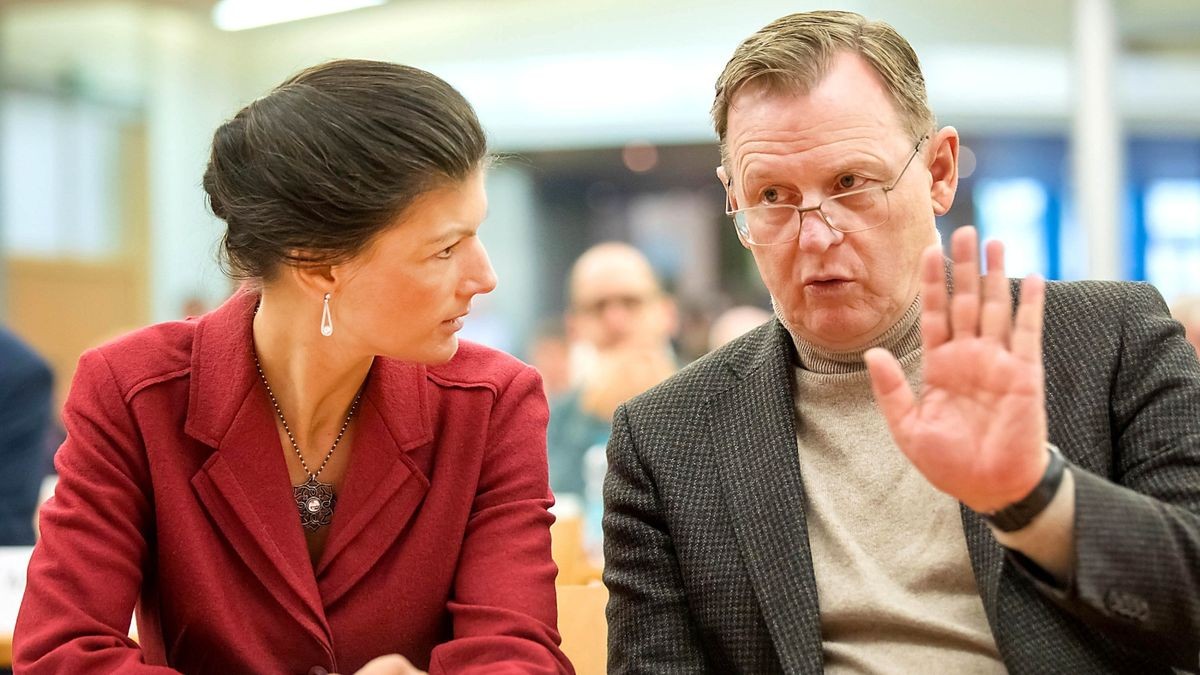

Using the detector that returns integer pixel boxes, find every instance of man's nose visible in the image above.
[795,208,842,252]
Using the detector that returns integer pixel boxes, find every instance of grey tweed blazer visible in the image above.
[603,280,1200,674]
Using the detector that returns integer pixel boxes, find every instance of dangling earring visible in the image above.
[320,293,334,337]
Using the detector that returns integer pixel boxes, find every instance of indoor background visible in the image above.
[1,0,1197,407]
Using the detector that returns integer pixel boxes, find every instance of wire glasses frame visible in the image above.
[725,135,930,245]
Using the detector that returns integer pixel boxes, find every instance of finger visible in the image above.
[950,226,981,339]
[919,244,950,350]
[352,654,422,675]
[979,239,1013,344]
[865,347,916,435]
[1011,274,1046,364]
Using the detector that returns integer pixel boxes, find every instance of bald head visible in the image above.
[570,242,662,303]
[568,242,673,351]
[1172,295,1200,359]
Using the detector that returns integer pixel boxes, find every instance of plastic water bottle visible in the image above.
[583,443,608,566]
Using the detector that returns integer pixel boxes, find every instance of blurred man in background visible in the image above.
[0,326,53,546]
[707,304,773,351]
[547,242,676,499]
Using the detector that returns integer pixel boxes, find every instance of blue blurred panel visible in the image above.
[1127,138,1200,300]
[957,134,1068,279]
[976,178,1051,278]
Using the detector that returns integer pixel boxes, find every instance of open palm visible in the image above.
[865,227,1049,514]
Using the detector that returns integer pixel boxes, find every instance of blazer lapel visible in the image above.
[184,291,330,646]
[709,321,824,674]
[315,358,433,606]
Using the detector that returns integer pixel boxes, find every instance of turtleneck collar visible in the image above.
[784,296,923,375]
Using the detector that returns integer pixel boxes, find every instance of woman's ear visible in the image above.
[928,126,960,216]
[283,252,337,298]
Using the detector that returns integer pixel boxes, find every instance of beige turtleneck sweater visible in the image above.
[789,299,1006,674]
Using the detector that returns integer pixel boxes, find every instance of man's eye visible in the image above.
[837,174,861,190]
[436,245,455,259]
[761,187,798,204]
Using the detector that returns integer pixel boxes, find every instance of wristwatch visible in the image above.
[982,443,1066,533]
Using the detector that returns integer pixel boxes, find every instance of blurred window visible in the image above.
[1142,179,1200,302]
[948,134,1071,280]
[1,90,123,258]
[976,178,1051,278]
[1128,137,1200,302]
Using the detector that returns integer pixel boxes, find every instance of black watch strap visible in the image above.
[982,444,1066,533]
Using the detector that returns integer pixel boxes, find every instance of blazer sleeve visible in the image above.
[602,403,710,673]
[13,349,178,673]
[428,365,573,675]
[0,337,53,546]
[1019,282,1200,669]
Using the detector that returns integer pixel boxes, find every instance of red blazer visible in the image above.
[15,291,573,675]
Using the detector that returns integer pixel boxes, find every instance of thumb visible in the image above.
[864,347,915,434]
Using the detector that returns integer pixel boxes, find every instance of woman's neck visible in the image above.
[251,286,373,441]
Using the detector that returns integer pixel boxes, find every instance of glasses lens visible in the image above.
[823,187,889,233]
[735,205,800,245]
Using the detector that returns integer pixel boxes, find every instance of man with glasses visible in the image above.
[603,10,1200,673]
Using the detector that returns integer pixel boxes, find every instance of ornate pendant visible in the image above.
[294,475,337,531]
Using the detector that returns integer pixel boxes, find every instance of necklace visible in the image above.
[254,355,362,532]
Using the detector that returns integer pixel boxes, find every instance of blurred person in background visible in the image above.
[527,317,572,402]
[707,304,773,351]
[547,242,676,500]
[1172,295,1200,359]
[15,60,571,675]
[0,326,53,546]
[604,10,1200,673]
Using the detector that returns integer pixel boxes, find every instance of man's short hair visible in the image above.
[712,10,935,160]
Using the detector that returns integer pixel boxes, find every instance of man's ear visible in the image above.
[928,126,960,216]
[716,165,751,250]
[716,165,735,209]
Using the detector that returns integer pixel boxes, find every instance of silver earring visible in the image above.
[320,293,333,337]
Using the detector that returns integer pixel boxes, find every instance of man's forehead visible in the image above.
[723,52,906,160]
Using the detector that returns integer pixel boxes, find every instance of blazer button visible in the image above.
[1105,589,1150,622]
[307,667,330,675]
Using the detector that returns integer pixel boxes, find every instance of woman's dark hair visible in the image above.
[203,59,488,280]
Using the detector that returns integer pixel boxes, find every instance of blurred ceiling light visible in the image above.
[622,142,658,173]
[212,0,386,31]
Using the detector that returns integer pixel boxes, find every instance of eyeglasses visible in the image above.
[725,135,928,246]
[574,293,658,317]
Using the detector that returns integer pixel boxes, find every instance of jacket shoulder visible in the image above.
[1039,279,1166,334]
[88,319,196,397]
[625,321,774,415]
[1043,278,1149,308]
[0,327,53,387]
[425,339,535,394]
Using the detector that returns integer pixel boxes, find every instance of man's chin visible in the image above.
[778,309,878,352]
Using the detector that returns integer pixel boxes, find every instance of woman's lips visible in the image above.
[442,313,468,331]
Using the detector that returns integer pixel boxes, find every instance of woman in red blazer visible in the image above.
[14,60,573,675]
